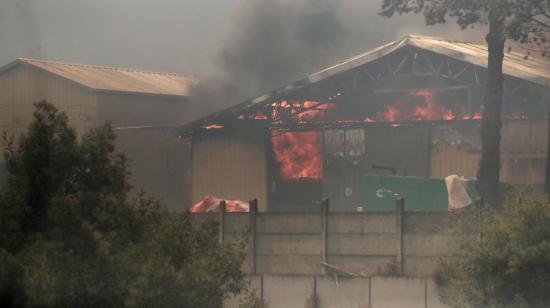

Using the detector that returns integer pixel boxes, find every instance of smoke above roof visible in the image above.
[0,0,487,114]
[194,0,487,113]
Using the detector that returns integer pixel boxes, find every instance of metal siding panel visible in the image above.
[430,145,479,179]
[430,124,481,179]
[97,94,186,127]
[323,129,366,211]
[192,134,268,211]
[323,160,365,211]
[500,120,546,185]
[0,65,100,149]
[364,125,431,177]
[31,67,100,136]
[430,121,546,185]
[115,128,191,210]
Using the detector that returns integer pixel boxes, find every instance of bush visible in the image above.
[0,101,246,307]
[438,190,550,308]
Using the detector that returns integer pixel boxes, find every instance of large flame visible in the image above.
[271,100,332,124]
[271,131,323,180]
[375,90,458,122]
[246,90,527,127]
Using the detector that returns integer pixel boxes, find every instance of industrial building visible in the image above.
[179,35,550,212]
[0,58,198,209]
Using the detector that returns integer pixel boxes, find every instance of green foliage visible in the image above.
[379,0,550,56]
[0,101,246,307]
[437,190,550,308]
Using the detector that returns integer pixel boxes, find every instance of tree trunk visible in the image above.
[545,96,550,198]
[477,13,505,208]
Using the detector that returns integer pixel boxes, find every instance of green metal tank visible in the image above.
[364,175,477,212]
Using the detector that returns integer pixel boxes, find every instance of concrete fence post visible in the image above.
[218,200,226,244]
[321,198,329,273]
[395,197,405,276]
[249,199,258,275]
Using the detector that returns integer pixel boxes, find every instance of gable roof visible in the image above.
[0,58,197,97]
[176,34,550,136]
[309,34,550,87]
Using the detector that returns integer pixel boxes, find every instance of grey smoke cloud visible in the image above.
[207,0,488,108]
[0,0,486,108]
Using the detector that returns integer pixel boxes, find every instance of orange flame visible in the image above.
[271,131,323,180]
[203,124,224,130]
[271,101,332,123]
[258,91,529,126]
[462,111,482,120]
[375,90,466,122]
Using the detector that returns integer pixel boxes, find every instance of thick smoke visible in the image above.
[1,0,486,114]
[194,0,351,110]
[219,0,346,100]
[194,0,487,112]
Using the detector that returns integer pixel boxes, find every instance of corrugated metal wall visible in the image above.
[98,94,195,210]
[430,120,547,185]
[364,125,432,177]
[430,124,480,179]
[115,128,191,210]
[0,65,195,210]
[192,132,268,211]
[97,93,188,127]
[0,65,100,144]
[323,129,366,211]
[501,120,547,184]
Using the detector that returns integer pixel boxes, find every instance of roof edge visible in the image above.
[175,34,550,136]
[0,58,194,97]
[18,58,189,77]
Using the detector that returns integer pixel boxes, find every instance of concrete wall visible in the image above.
[224,274,450,308]
[208,202,469,278]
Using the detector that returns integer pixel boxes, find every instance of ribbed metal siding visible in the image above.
[430,124,480,179]
[364,125,431,177]
[430,121,547,185]
[0,65,100,144]
[501,120,547,184]
[323,129,366,211]
[192,133,268,211]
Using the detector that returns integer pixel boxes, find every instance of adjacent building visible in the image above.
[0,58,198,209]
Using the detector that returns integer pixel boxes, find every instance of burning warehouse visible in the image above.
[179,35,550,212]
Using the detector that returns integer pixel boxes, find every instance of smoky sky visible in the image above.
[1,0,486,106]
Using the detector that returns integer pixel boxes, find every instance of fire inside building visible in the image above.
[179,35,550,212]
